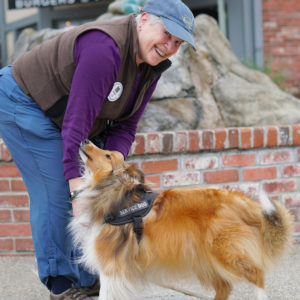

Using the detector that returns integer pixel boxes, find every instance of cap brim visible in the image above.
[161,17,196,51]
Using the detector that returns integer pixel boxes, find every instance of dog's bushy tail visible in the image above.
[259,191,293,262]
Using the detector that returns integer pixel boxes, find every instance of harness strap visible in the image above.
[133,216,143,243]
[104,191,158,243]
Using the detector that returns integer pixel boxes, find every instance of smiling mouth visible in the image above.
[155,46,166,58]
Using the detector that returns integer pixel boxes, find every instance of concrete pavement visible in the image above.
[0,245,300,300]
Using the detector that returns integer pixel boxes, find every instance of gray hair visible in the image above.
[135,13,162,25]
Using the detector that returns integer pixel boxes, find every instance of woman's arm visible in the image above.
[61,31,121,181]
[105,75,161,158]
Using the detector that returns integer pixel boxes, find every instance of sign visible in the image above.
[8,0,103,9]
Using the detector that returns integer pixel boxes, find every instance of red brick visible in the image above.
[289,208,298,221]
[16,238,34,252]
[11,180,26,191]
[0,179,10,191]
[202,130,214,149]
[267,127,278,147]
[283,194,300,207]
[133,135,145,155]
[260,151,293,164]
[147,133,160,153]
[279,126,290,146]
[0,239,13,251]
[13,210,30,222]
[222,183,259,197]
[188,131,200,151]
[254,127,264,148]
[0,224,31,237]
[295,223,300,233]
[243,167,277,181]
[0,142,12,162]
[182,156,218,170]
[222,153,256,167]
[282,164,300,177]
[215,128,227,150]
[228,128,239,148]
[204,170,239,184]
[292,125,300,145]
[145,175,161,190]
[0,210,11,222]
[163,172,201,187]
[241,128,252,149]
[142,159,178,174]
[175,131,188,152]
[0,195,29,208]
[263,180,296,193]
[162,133,174,154]
[0,164,21,177]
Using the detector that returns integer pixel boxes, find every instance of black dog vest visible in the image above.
[104,191,158,243]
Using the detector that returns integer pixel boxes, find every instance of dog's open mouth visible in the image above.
[79,140,93,162]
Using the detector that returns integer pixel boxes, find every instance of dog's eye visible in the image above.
[106,154,111,160]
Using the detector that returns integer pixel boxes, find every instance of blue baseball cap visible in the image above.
[142,0,196,50]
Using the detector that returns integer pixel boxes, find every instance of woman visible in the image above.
[0,0,195,298]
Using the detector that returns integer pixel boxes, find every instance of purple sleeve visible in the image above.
[61,31,121,180]
[105,76,161,158]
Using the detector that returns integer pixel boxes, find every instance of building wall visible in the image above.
[4,0,37,23]
[0,125,300,255]
[262,0,300,97]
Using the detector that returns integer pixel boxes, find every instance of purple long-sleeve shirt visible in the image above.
[61,30,160,180]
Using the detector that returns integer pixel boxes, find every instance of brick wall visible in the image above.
[1,125,300,255]
[262,0,300,97]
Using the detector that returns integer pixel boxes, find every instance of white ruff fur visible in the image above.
[255,287,268,300]
[68,166,102,274]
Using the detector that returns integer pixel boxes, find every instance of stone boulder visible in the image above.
[138,14,300,132]
[8,27,73,63]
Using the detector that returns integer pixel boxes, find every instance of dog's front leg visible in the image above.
[98,273,112,300]
[98,273,138,300]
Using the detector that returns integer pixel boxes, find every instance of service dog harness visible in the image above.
[104,191,158,243]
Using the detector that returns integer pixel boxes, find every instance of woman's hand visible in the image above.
[69,177,83,217]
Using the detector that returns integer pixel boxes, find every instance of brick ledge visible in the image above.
[130,125,300,156]
[2,125,300,161]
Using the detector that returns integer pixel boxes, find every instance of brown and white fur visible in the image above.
[69,140,293,300]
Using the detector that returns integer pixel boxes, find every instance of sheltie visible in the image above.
[69,139,293,300]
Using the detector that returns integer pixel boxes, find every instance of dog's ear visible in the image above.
[111,153,126,175]
[126,164,145,183]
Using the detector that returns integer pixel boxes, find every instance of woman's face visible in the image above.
[136,13,184,66]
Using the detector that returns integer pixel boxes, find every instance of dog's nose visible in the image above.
[80,139,90,147]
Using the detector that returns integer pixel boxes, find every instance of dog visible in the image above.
[69,139,293,300]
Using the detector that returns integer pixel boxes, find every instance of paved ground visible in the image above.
[0,245,300,300]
